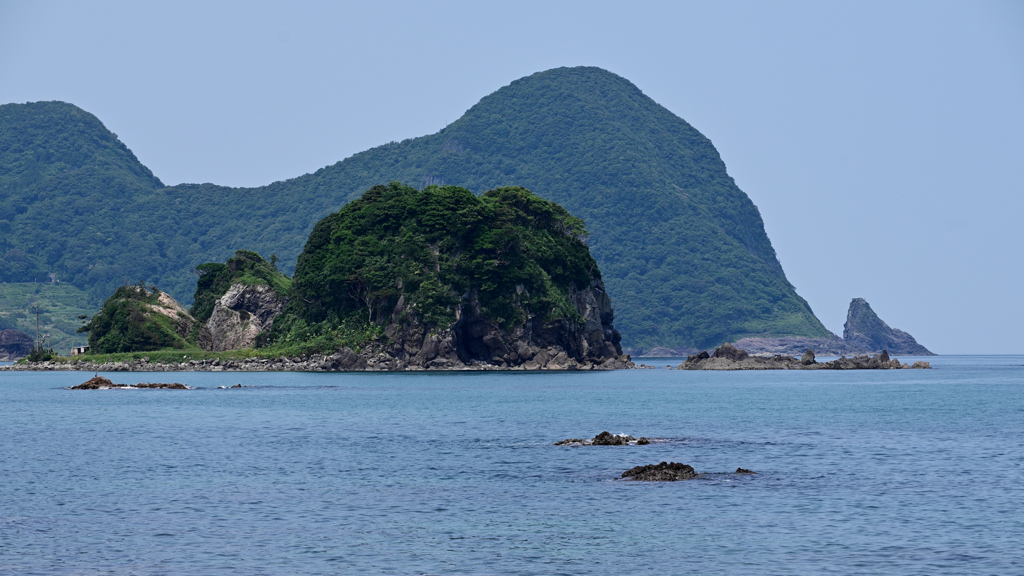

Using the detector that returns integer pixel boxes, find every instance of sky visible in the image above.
[1,0,1022,353]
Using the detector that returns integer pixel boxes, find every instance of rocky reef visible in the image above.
[69,375,188,389]
[622,462,698,481]
[734,297,933,357]
[678,342,931,370]
[555,431,650,446]
[0,328,33,361]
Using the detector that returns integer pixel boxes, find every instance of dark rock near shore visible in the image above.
[735,468,757,474]
[0,329,33,361]
[70,376,188,389]
[622,461,698,481]
[70,376,116,389]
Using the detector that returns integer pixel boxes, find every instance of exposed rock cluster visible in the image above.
[678,343,931,370]
[69,376,188,389]
[622,462,698,481]
[555,431,650,446]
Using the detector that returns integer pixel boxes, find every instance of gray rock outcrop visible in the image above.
[842,298,933,356]
[199,283,285,351]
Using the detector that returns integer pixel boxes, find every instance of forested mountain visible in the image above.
[0,67,830,349]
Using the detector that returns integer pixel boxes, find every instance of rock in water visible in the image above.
[843,298,933,356]
[71,376,116,389]
[800,349,816,365]
[592,431,635,445]
[735,468,757,474]
[555,431,644,446]
[622,462,698,481]
[711,342,748,361]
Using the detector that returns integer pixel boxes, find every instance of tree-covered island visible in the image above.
[45,183,632,371]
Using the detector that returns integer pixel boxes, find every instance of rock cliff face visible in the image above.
[734,298,933,357]
[0,329,33,360]
[349,276,629,371]
[199,283,285,352]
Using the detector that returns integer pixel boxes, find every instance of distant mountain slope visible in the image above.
[0,67,831,349]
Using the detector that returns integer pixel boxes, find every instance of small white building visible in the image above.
[71,345,90,356]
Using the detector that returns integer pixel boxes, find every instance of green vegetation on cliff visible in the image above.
[263,182,596,351]
[79,284,191,353]
[0,67,830,349]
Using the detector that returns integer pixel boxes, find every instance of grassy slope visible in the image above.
[0,68,830,350]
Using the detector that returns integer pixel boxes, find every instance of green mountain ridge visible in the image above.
[0,66,830,349]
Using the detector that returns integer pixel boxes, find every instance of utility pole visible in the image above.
[35,305,40,348]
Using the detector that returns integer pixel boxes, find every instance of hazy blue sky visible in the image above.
[2,1,1021,353]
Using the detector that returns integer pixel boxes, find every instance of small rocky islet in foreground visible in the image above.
[678,343,931,371]
[555,431,651,446]
[620,462,759,481]
[69,376,188,390]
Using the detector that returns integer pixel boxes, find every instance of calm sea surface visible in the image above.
[1,356,1022,575]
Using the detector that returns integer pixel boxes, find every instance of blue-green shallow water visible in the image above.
[1,356,1022,575]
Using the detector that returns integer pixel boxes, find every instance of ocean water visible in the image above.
[1,356,1022,575]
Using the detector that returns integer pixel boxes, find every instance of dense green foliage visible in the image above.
[278,183,593,334]
[79,284,190,353]
[190,250,292,323]
[0,68,831,349]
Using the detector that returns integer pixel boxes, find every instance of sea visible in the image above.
[1,355,1021,575]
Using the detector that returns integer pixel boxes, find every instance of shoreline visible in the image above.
[0,355,637,373]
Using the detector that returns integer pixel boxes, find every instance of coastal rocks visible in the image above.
[734,298,933,357]
[0,329,33,361]
[70,376,188,389]
[622,462,698,481]
[735,468,757,474]
[555,431,648,446]
[843,298,934,356]
[199,283,285,352]
[679,343,931,370]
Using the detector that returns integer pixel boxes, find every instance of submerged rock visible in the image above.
[735,468,757,474]
[622,461,698,481]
